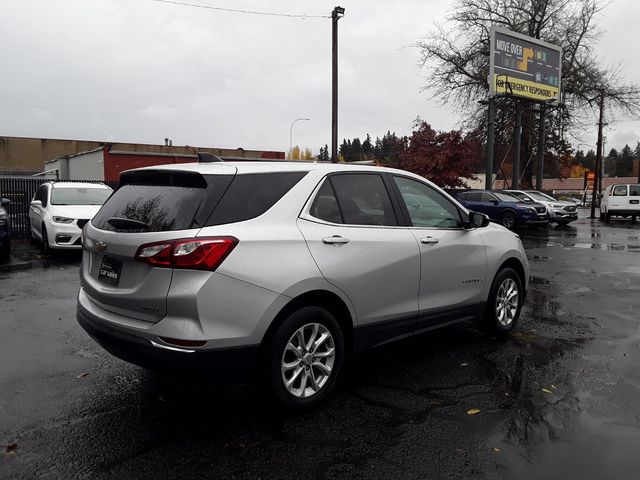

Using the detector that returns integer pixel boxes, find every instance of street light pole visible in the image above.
[331,6,345,163]
[289,118,310,159]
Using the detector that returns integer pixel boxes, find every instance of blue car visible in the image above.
[457,190,548,230]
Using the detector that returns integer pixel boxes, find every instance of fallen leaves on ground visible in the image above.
[467,408,481,415]
[76,372,89,379]
[3,442,17,456]
[541,388,552,394]
[492,447,501,453]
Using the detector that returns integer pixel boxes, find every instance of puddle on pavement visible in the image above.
[529,277,554,285]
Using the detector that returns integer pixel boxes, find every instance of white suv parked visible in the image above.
[30,182,113,253]
[77,162,529,408]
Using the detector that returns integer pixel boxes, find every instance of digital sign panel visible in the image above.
[489,26,562,102]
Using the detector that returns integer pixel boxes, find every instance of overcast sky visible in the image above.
[0,0,638,155]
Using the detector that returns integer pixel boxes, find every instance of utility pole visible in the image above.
[590,90,605,219]
[512,101,523,189]
[536,104,546,191]
[485,98,495,190]
[331,6,345,163]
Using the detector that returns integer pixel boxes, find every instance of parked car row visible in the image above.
[453,189,579,230]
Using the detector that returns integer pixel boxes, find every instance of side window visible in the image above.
[394,176,462,229]
[36,185,48,207]
[330,174,397,226]
[613,185,628,196]
[481,192,496,203]
[206,172,307,226]
[464,192,482,202]
[630,185,640,197]
[310,179,343,224]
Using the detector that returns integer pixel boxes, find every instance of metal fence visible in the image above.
[0,177,119,240]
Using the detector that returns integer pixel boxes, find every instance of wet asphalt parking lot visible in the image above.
[1,210,640,480]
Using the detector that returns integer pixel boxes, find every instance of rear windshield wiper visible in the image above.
[107,217,150,231]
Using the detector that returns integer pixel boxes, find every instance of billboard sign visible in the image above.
[489,26,562,102]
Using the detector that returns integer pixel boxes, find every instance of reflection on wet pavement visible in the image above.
[485,213,640,479]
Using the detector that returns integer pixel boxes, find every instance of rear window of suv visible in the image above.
[92,171,232,232]
[92,170,307,232]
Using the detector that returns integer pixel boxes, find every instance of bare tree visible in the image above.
[418,0,640,184]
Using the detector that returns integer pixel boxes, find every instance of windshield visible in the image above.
[509,191,532,201]
[528,191,556,202]
[51,187,112,205]
[494,192,522,202]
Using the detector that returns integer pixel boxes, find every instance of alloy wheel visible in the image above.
[281,322,336,399]
[496,278,519,327]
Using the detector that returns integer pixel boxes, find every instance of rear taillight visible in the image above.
[135,237,238,270]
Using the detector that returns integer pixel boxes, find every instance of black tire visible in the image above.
[41,224,50,255]
[501,211,517,230]
[481,267,523,333]
[605,212,611,224]
[632,215,637,223]
[266,306,344,410]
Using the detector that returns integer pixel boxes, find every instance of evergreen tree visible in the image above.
[316,144,330,162]
[618,144,634,177]
[349,138,362,162]
[583,150,596,171]
[339,139,351,161]
[362,134,373,157]
[606,148,618,177]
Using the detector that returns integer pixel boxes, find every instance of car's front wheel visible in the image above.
[41,224,50,254]
[267,306,344,409]
[482,267,523,333]
[501,211,517,230]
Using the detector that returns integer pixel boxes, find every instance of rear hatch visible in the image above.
[80,165,236,322]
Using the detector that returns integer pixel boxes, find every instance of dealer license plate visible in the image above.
[98,256,123,286]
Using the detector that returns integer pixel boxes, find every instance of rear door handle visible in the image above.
[420,236,439,245]
[322,235,350,245]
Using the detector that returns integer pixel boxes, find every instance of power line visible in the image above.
[148,0,330,19]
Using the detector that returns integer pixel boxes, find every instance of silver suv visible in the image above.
[77,162,529,408]
[506,190,578,225]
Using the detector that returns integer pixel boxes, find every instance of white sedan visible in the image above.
[29,182,112,253]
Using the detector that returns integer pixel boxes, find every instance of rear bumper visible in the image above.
[77,302,260,382]
[607,210,640,217]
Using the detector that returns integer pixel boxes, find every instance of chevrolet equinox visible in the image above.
[77,162,528,408]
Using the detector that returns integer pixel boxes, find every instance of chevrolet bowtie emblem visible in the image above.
[95,241,107,252]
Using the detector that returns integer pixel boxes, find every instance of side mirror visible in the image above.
[30,200,42,207]
[1,198,11,206]
[467,211,490,229]
[491,200,499,205]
